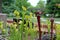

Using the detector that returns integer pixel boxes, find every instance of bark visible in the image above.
[0,0,2,13]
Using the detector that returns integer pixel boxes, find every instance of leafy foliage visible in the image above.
[36,0,45,9]
[45,0,60,17]
[2,0,31,17]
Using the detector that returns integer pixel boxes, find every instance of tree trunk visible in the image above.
[0,0,2,13]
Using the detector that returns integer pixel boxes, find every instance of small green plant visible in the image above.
[56,24,60,40]
[0,21,6,35]
[0,21,3,29]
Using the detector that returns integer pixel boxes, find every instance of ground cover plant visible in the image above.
[0,14,60,40]
[0,5,60,40]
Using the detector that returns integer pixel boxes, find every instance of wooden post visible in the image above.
[0,13,7,27]
[50,18,54,40]
[36,12,42,40]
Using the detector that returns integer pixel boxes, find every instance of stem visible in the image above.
[37,16,41,40]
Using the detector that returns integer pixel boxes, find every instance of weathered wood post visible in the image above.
[35,12,42,40]
[50,17,54,40]
[0,13,7,28]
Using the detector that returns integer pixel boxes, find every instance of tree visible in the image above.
[45,0,60,17]
[2,0,15,13]
[2,0,31,14]
[36,0,45,9]
[0,0,2,13]
[15,0,31,11]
